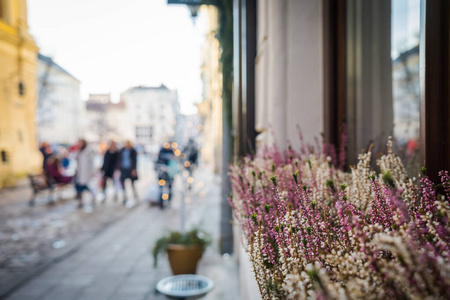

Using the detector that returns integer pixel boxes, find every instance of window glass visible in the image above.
[345,0,421,176]
[391,0,421,175]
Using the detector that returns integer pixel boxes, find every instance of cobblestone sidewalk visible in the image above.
[4,165,239,300]
[0,157,155,298]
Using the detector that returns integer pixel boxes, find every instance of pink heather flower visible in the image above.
[229,136,450,299]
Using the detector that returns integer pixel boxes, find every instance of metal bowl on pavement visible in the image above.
[156,274,214,299]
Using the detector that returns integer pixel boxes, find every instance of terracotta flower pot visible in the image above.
[167,244,203,275]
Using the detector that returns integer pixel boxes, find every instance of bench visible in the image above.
[28,173,72,206]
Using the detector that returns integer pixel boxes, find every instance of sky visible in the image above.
[391,0,421,59]
[28,0,208,114]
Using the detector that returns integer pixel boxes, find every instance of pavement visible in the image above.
[2,162,240,300]
[0,156,151,298]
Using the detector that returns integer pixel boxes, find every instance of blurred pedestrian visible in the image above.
[156,142,176,208]
[39,142,53,172]
[100,141,119,203]
[157,142,174,165]
[117,140,138,205]
[184,138,198,167]
[75,139,95,209]
[46,156,72,184]
[59,147,70,170]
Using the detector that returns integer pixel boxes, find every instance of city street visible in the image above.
[1,0,449,299]
[1,161,239,300]
[0,156,155,298]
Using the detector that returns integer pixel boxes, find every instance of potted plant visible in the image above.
[228,137,450,299]
[152,228,211,275]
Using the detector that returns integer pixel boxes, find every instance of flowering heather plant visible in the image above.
[229,138,450,299]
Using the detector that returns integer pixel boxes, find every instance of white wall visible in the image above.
[243,0,325,297]
[106,106,133,141]
[255,0,324,152]
[239,245,261,300]
[37,61,82,145]
[120,87,179,148]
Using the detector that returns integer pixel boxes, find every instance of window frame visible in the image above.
[323,0,450,181]
[420,0,450,182]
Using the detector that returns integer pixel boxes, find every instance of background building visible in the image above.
[84,94,109,142]
[104,100,129,142]
[37,54,82,145]
[392,45,420,146]
[120,85,180,153]
[174,113,202,149]
[0,0,40,187]
[392,45,420,173]
[84,94,130,143]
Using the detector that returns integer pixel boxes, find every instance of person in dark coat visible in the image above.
[157,142,175,165]
[156,142,175,208]
[184,138,198,167]
[39,142,53,172]
[100,141,119,202]
[116,141,138,205]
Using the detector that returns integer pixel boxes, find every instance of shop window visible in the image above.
[391,0,421,174]
[325,0,450,180]
[345,0,421,176]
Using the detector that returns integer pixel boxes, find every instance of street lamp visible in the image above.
[188,4,200,23]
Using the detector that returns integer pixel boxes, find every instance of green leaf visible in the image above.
[293,170,299,184]
[382,170,395,188]
[270,175,277,186]
[251,213,258,224]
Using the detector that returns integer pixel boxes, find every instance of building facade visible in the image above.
[84,94,131,143]
[104,101,130,142]
[120,85,179,153]
[232,0,450,298]
[233,0,450,180]
[84,94,110,142]
[0,0,40,187]
[37,54,82,145]
[174,113,202,149]
[196,5,223,174]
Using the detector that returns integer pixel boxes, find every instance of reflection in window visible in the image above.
[345,0,393,163]
[391,0,421,175]
[345,0,422,176]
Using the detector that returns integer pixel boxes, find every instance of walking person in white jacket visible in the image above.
[75,139,94,209]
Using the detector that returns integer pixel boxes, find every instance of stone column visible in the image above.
[255,0,269,148]
[267,0,287,151]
